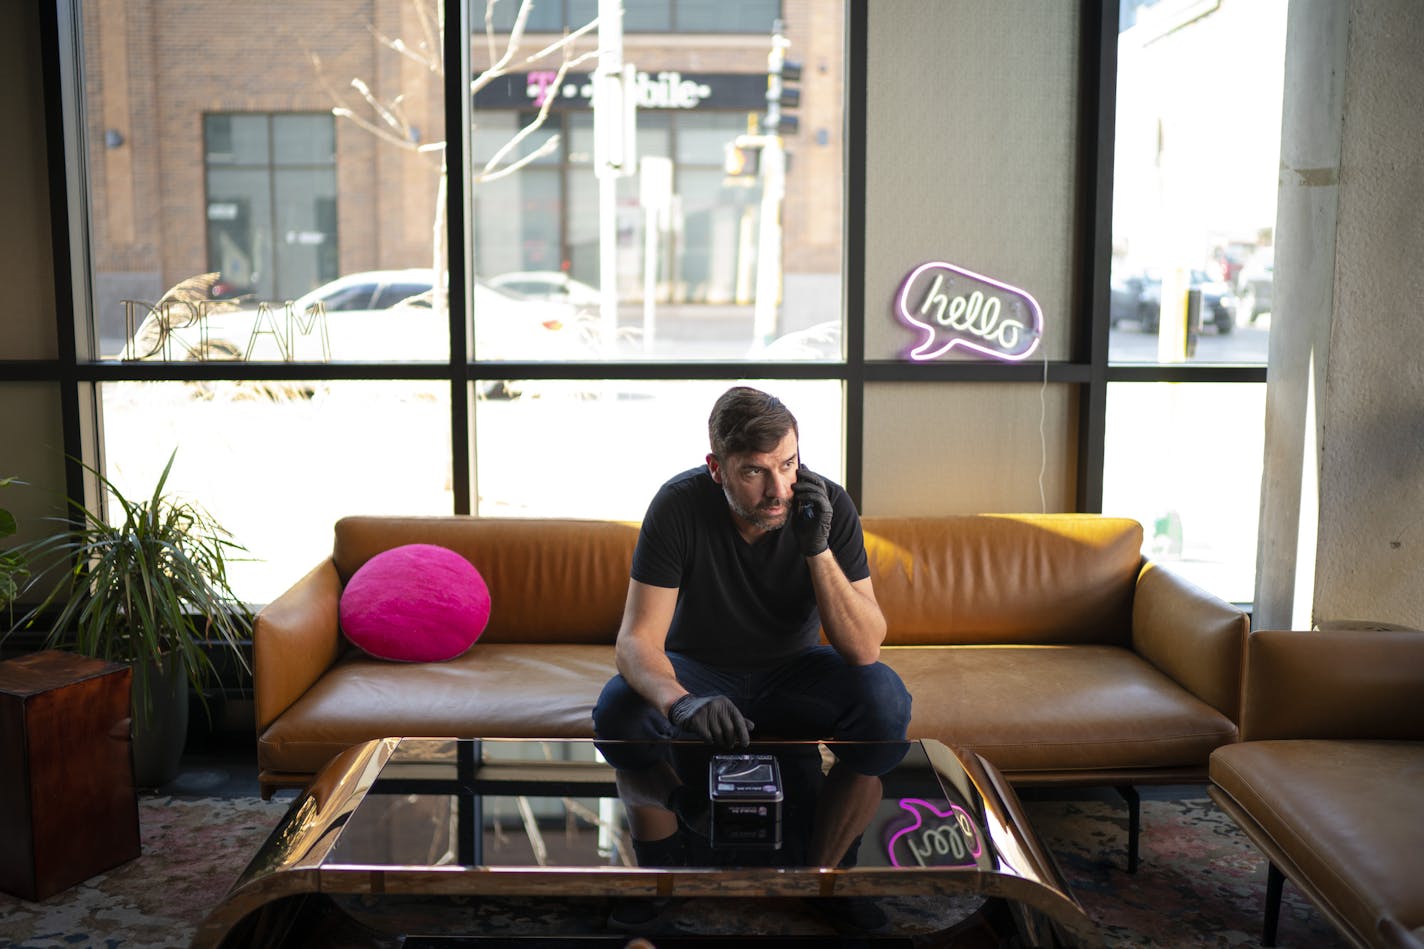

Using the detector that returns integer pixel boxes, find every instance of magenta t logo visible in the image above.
[897,261,1043,362]
[525,70,560,106]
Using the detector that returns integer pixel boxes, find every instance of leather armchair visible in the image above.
[1208,625,1424,948]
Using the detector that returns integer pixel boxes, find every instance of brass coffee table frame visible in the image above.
[192,738,1096,947]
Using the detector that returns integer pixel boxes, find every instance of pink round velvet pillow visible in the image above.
[339,544,491,662]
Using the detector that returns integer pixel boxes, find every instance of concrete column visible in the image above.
[1311,0,1424,628]
[1252,0,1349,630]
[1256,0,1424,631]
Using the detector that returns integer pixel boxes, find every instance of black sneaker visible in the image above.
[804,896,892,936]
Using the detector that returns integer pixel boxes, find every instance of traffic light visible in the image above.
[763,21,801,136]
[724,139,761,178]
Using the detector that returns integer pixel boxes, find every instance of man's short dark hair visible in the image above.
[708,386,799,459]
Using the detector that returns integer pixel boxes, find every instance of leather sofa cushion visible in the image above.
[1211,740,1424,944]
[886,644,1236,774]
[258,640,1235,781]
[327,514,1142,649]
[862,515,1142,647]
[258,644,617,776]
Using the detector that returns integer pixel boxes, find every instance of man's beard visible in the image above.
[724,489,788,532]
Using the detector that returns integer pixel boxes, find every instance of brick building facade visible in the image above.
[80,0,843,349]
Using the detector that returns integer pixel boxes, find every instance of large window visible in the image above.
[20,2,1288,612]
[1103,383,1265,602]
[64,0,846,601]
[1102,0,1287,601]
[1107,1,1283,367]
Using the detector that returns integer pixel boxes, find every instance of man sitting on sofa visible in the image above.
[592,385,913,865]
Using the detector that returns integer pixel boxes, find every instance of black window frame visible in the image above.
[22,0,1267,565]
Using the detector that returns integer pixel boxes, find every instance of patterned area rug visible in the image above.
[1020,795,1348,948]
[0,793,1349,948]
[0,796,289,949]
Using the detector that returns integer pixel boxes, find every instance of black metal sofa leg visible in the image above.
[1263,861,1284,946]
[1114,785,1141,873]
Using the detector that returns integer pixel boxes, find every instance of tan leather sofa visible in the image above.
[254,514,1247,864]
[1209,626,1424,948]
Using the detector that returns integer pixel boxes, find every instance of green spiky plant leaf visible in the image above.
[8,451,252,717]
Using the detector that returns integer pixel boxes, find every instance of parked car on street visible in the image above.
[122,269,600,364]
[486,271,601,309]
[1109,268,1236,335]
[758,320,842,360]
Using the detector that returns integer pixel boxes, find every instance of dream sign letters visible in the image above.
[897,261,1043,362]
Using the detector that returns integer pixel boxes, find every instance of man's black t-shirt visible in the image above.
[631,466,871,668]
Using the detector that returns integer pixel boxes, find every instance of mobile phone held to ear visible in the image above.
[796,464,817,520]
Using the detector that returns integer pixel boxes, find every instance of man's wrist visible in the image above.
[666,693,694,723]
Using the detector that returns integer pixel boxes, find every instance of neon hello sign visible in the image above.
[897,261,1044,362]
[884,798,984,868]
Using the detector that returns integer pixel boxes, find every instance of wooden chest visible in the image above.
[0,650,141,901]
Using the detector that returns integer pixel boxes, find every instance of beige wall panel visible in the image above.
[0,2,57,360]
[1313,0,1424,629]
[862,382,1077,515]
[863,0,1080,363]
[0,384,68,545]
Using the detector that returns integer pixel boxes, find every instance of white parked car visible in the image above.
[486,271,602,309]
[757,320,842,360]
[123,269,599,364]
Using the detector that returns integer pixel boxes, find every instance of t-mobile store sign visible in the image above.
[473,71,767,111]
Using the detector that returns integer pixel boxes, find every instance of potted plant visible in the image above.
[9,450,253,787]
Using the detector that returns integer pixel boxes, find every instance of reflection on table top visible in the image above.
[193,738,1096,948]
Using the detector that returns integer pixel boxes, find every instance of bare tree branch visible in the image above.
[483,0,500,65]
[370,22,442,74]
[308,51,354,114]
[313,49,428,156]
[474,0,535,88]
[523,17,600,64]
[350,77,411,139]
[480,47,597,178]
[332,106,421,152]
[479,135,561,183]
[415,0,443,70]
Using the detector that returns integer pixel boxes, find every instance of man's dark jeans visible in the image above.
[592,645,913,776]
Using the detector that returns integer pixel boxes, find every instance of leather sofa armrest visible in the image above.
[1239,626,1424,741]
[253,558,344,733]
[1132,560,1249,722]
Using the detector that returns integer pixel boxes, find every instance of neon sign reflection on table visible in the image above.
[897,261,1043,362]
[885,797,984,868]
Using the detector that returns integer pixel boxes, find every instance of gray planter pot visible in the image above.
[130,653,189,789]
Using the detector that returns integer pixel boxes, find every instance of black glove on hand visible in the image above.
[668,694,753,747]
[791,465,834,557]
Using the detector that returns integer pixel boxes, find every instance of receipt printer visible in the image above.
[708,753,783,849]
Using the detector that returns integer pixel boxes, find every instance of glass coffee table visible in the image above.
[193,738,1095,947]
